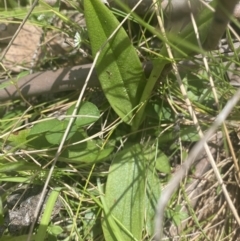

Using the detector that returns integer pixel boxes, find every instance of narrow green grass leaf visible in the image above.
[84,0,146,125]
[35,188,61,241]
[102,144,146,241]
[0,177,30,183]
[0,162,40,172]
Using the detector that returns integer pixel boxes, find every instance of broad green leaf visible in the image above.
[45,121,77,145]
[59,138,115,163]
[29,119,60,136]
[28,102,100,145]
[84,0,146,125]
[6,129,31,145]
[155,151,171,174]
[48,225,63,236]
[26,135,54,149]
[66,102,100,127]
[45,129,115,163]
[4,129,36,153]
[98,179,125,241]
[143,146,161,236]
[102,144,147,241]
[102,144,161,239]
[66,145,114,163]
[180,126,200,142]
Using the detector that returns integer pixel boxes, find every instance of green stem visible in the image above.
[132,60,167,131]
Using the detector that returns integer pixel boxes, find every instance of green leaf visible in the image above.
[17,70,30,79]
[66,102,100,127]
[0,161,40,172]
[0,78,14,89]
[29,119,60,136]
[167,205,188,226]
[98,179,125,241]
[48,225,63,236]
[36,188,61,241]
[28,102,100,145]
[143,146,161,236]
[0,177,30,183]
[6,129,31,145]
[180,126,200,142]
[102,144,146,241]
[155,151,171,174]
[45,121,77,145]
[59,138,115,163]
[84,0,146,125]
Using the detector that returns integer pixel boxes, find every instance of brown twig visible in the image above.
[0,62,153,101]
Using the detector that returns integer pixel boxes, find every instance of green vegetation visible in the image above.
[0,0,240,240]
